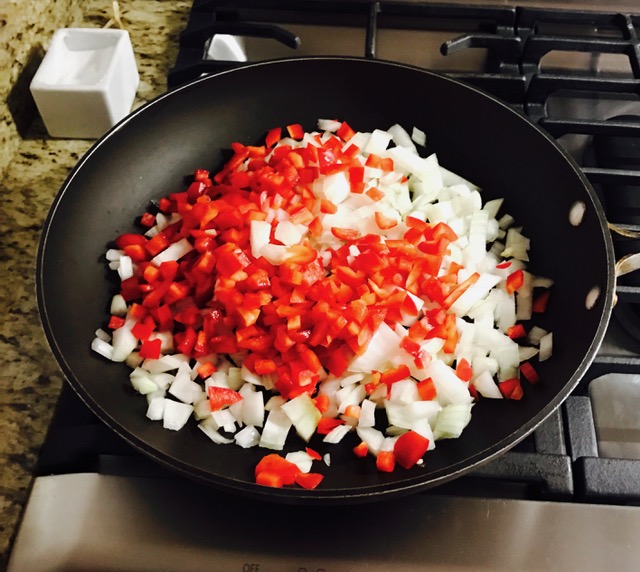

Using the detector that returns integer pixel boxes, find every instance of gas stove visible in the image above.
[9,1,640,570]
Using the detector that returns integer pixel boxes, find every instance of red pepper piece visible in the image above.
[507,324,527,339]
[207,386,243,410]
[337,121,356,142]
[417,377,437,401]
[132,320,155,341]
[520,361,540,384]
[506,269,524,294]
[455,358,473,382]
[394,430,430,469]
[115,233,147,249]
[286,123,304,139]
[139,338,162,360]
[532,290,551,313]
[316,418,344,435]
[108,315,126,330]
[197,361,216,379]
[305,447,323,461]
[294,472,324,490]
[255,454,300,486]
[374,211,398,230]
[265,127,282,148]
[376,451,396,473]
[499,378,524,400]
[380,364,410,388]
[353,441,369,458]
[139,212,156,228]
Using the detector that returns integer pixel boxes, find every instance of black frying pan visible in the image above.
[37,58,615,504]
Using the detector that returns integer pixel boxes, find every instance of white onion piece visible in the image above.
[365,129,393,155]
[105,248,122,261]
[117,255,134,281]
[317,118,341,132]
[387,124,417,153]
[472,370,503,399]
[539,332,553,362]
[348,322,401,373]
[163,400,193,431]
[211,409,237,433]
[110,294,128,316]
[110,325,137,362]
[313,171,350,205]
[199,417,233,443]
[239,385,265,427]
[91,337,113,360]
[519,346,539,362]
[356,427,385,455]
[234,426,261,448]
[250,220,271,259]
[422,360,473,406]
[439,166,479,190]
[286,451,315,473]
[358,399,377,428]
[281,393,321,442]
[146,396,166,421]
[141,354,185,374]
[259,409,292,450]
[94,328,111,342]
[193,398,212,420]
[274,220,306,246]
[323,423,351,444]
[168,366,202,404]
[151,237,194,265]
[130,368,159,395]
[433,403,473,440]
[450,273,501,316]
[528,326,549,346]
[411,126,426,146]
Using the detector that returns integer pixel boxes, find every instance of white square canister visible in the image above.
[30,28,139,139]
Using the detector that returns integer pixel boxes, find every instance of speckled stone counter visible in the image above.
[0,1,191,567]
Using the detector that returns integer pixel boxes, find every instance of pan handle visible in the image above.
[608,223,640,279]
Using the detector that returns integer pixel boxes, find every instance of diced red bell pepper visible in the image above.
[108,315,126,330]
[294,472,324,490]
[376,451,396,473]
[337,121,356,142]
[317,418,344,435]
[374,211,398,230]
[139,338,162,360]
[506,269,524,294]
[207,386,243,410]
[286,123,304,140]
[507,324,527,339]
[455,358,473,382]
[394,430,430,469]
[499,378,524,400]
[532,290,551,313]
[520,361,540,384]
[417,377,437,401]
[353,441,369,458]
[255,453,300,486]
[265,127,282,148]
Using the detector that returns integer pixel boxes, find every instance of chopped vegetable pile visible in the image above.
[92,119,554,490]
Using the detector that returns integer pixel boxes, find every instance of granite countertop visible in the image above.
[0,1,191,566]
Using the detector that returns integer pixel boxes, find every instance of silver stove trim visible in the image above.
[8,473,640,572]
